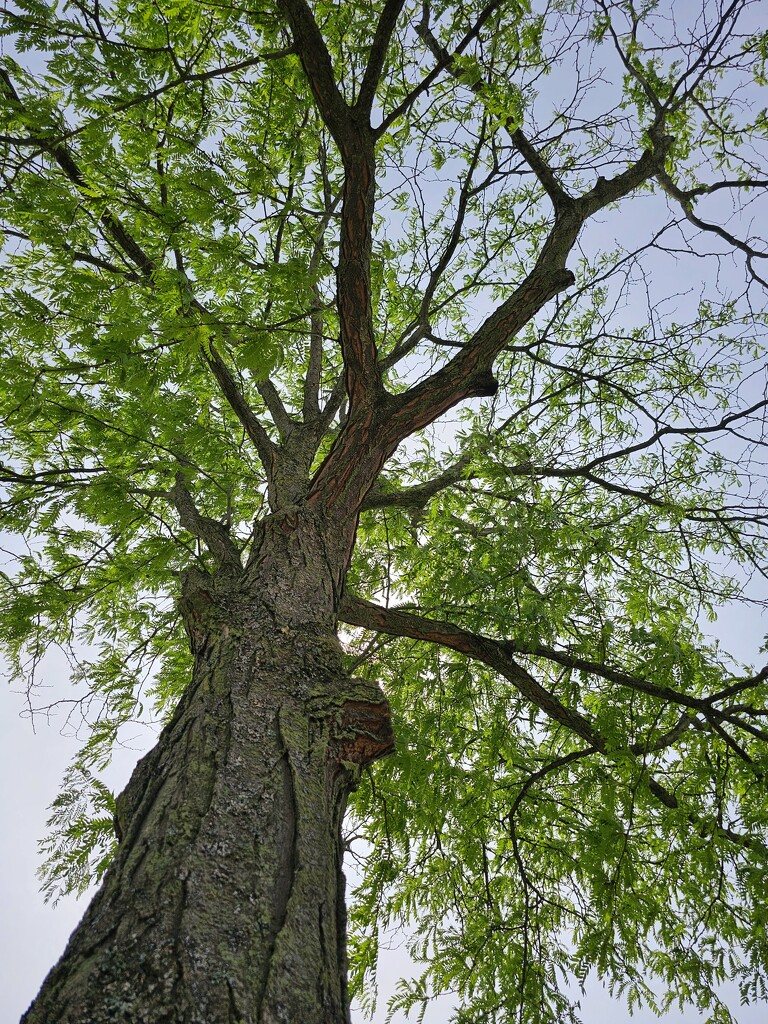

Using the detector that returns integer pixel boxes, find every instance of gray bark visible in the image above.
[22,510,393,1024]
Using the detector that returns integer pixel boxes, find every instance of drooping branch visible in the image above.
[531,394,768,479]
[341,595,768,743]
[340,594,763,846]
[0,226,143,279]
[0,463,113,486]
[2,50,296,153]
[1,70,156,276]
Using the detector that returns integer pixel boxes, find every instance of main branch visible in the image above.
[276,0,383,408]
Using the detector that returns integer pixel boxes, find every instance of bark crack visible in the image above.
[255,708,300,1021]
[169,873,190,1020]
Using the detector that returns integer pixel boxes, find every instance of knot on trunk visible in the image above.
[331,697,394,768]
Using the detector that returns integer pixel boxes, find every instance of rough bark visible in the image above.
[22,510,393,1024]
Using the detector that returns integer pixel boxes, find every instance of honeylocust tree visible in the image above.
[2,0,768,1021]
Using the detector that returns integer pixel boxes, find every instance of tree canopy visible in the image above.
[2,0,768,1021]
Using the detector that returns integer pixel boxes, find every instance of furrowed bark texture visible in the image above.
[22,510,393,1024]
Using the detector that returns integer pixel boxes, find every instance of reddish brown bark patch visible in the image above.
[331,699,395,767]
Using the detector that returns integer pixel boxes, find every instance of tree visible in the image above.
[1,0,768,1020]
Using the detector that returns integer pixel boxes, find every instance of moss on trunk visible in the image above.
[23,532,393,1024]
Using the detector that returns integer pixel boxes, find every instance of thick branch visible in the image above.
[577,136,671,218]
[318,371,348,432]
[383,260,576,438]
[341,595,606,744]
[169,473,243,572]
[306,258,572,517]
[342,595,768,741]
[255,378,295,439]
[378,124,673,446]
[335,144,383,408]
[275,0,382,408]
[274,0,353,150]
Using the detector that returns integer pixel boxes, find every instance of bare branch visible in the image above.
[656,165,768,288]
[378,0,510,133]
[416,8,573,212]
[539,395,768,477]
[380,124,491,372]
[303,178,343,425]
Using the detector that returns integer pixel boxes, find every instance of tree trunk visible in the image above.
[22,512,393,1024]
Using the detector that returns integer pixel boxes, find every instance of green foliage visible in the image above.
[38,766,117,905]
[2,0,768,1021]
[347,415,768,1020]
